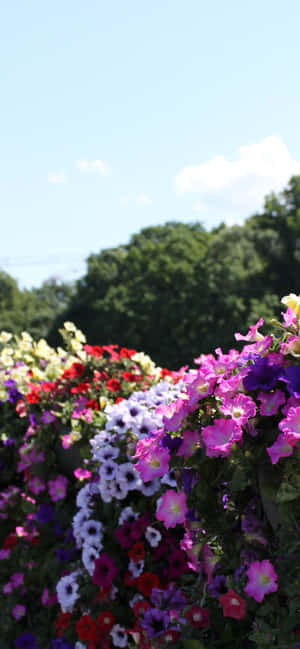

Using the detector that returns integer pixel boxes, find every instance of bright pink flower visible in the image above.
[201,419,243,457]
[176,429,201,459]
[3,582,13,593]
[242,336,273,356]
[266,433,294,464]
[278,406,300,444]
[28,476,46,495]
[281,307,297,329]
[12,604,26,620]
[157,398,190,432]
[185,371,216,406]
[74,468,92,480]
[220,393,256,425]
[156,490,188,528]
[48,475,68,502]
[214,373,245,400]
[257,390,286,416]
[244,560,278,602]
[61,433,73,449]
[282,395,300,415]
[235,318,264,342]
[135,446,170,481]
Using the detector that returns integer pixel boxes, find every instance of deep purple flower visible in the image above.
[16,633,39,649]
[151,586,187,610]
[207,574,227,597]
[279,366,300,398]
[161,434,182,453]
[56,548,72,562]
[5,378,17,387]
[50,639,74,649]
[8,387,23,403]
[141,608,170,638]
[182,468,197,494]
[29,414,39,427]
[243,357,282,392]
[36,503,54,524]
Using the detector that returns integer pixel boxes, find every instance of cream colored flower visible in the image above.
[0,332,13,343]
[281,293,300,318]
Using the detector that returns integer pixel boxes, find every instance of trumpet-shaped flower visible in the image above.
[176,429,201,459]
[220,393,256,425]
[135,446,170,482]
[156,490,188,528]
[201,419,243,457]
[244,560,278,602]
[257,389,285,416]
[278,406,300,443]
[266,433,294,464]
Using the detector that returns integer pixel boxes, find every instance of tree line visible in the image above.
[2,176,300,369]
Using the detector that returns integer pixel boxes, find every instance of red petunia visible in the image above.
[120,347,137,358]
[185,605,211,628]
[84,344,104,357]
[55,612,72,636]
[219,589,247,620]
[70,381,91,394]
[26,387,41,403]
[128,542,146,562]
[3,533,17,549]
[86,399,99,410]
[137,572,160,597]
[106,378,122,392]
[76,615,97,642]
[97,611,115,632]
[62,362,86,379]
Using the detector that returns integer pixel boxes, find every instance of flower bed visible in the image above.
[1,296,300,649]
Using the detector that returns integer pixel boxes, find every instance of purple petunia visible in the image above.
[16,633,40,649]
[36,503,54,524]
[243,357,282,392]
[279,366,300,398]
[140,608,171,638]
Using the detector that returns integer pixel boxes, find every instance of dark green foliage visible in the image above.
[3,176,300,368]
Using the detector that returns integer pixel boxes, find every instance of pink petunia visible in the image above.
[48,475,68,502]
[135,446,170,482]
[12,604,26,620]
[11,573,24,588]
[278,406,300,444]
[177,429,201,459]
[220,393,256,425]
[28,476,46,495]
[235,318,264,342]
[74,468,92,480]
[244,560,278,602]
[201,419,243,458]
[156,489,188,528]
[257,390,286,416]
[266,433,294,464]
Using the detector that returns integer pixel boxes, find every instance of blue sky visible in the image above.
[1,0,300,288]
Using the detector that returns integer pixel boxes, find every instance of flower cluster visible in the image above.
[0,323,169,649]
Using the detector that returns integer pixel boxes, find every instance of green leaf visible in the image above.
[183,640,205,649]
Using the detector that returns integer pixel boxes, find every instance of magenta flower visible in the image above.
[12,604,26,620]
[135,446,170,481]
[266,433,294,464]
[203,543,219,584]
[278,406,300,444]
[48,475,68,502]
[244,560,278,602]
[176,429,201,459]
[156,489,188,528]
[257,389,286,416]
[11,573,24,588]
[157,398,190,432]
[201,419,243,457]
[93,553,118,588]
[220,393,256,425]
[73,468,92,480]
[28,476,46,495]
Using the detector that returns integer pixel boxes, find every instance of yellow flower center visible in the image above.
[260,574,270,585]
[150,459,160,468]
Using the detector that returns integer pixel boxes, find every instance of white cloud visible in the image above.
[192,200,207,212]
[120,193,152,206]
[176,136,300,218]
[76,159,109,176]
[48,171,65,184]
